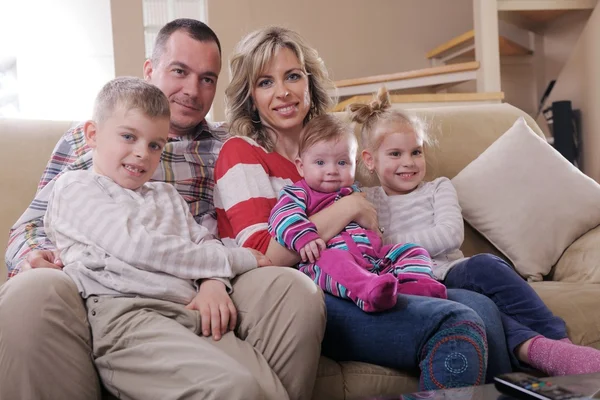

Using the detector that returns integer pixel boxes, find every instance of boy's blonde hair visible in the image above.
[298,114,357,158]
[225,26,336,152]
[93,77,170,125]
[347,87,429,152]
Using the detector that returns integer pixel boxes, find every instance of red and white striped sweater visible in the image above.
[214,137,301,253]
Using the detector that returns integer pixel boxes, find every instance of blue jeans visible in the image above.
[322,288,495,390]
[444,254,568,363]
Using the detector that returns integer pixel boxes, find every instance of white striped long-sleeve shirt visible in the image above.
[46,170,257,305]
[364,177,467,279]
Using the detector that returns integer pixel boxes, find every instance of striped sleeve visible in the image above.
[268,185,320,252]
[214,137,277,253]
[5,124,90,277]
[384,178,464,257]
[47,173,256,279]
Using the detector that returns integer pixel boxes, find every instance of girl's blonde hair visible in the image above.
[225,26,336,152]
[347,87,429,153]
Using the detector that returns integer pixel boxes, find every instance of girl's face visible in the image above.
[251,47,311,137]
[362,120,426,196]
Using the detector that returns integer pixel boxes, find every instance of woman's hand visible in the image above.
[186,279,236,341]
[309,191,380,242]
[248,248,272,267]
[345,192,379,233]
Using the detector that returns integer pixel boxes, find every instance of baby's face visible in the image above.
[297,136,357,193]
[86,107,169,190]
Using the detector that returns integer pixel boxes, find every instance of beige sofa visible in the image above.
[2,103,600,400]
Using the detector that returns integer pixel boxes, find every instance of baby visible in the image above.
[268,114,446,312]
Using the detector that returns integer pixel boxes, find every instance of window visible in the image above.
[143,0,207,58]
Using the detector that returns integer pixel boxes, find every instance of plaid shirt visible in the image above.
[5,120,228,278]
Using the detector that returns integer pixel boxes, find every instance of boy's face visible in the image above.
[295,136,356,193]
[84,107,169,190]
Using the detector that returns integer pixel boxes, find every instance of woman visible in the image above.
[214,26,511,391]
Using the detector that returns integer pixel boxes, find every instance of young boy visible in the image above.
[267,114,446,313]
[45,77,269,398]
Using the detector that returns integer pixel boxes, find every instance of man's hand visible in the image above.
[299,238,326,263]
[20,249,64,272]
[185,279,236,341]
[248,248,272,267]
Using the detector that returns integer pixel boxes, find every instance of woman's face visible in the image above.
[251,47,311,136]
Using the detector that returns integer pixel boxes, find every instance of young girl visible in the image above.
[267,114,446,312]
[352,87,600,377]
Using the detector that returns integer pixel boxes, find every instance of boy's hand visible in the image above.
[300,238,326,263]
[185,279,236,341]
[248,248,272,267]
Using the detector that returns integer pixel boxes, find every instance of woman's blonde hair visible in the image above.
[347,87,429,153]
[225,26,335,151]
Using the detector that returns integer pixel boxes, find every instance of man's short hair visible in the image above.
[93,77,170,124]
[151,18,221,66]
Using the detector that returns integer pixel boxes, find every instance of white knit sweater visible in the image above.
[363,177,467,280]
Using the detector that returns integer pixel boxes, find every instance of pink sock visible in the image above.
[527,335,600,376]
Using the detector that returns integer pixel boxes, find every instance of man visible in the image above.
[0,19,325,400]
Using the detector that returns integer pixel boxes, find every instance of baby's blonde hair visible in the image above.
[347,87,429,153]
[298,114,357,158]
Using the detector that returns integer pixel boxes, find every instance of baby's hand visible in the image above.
[248,249,272,267]
[300,238,326,264]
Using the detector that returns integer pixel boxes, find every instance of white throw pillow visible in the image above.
[452,117,600,281]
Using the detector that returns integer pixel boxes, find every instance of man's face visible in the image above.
[144,30,221,136]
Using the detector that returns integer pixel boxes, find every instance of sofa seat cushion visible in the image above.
[313,357,418,400]
[341,361,419,400]
[531,282,600,349]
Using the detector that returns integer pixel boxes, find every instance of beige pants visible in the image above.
[0,267,325,400]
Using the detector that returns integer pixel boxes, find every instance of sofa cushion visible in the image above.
[313,356,345,400]
[452,117,600,281]
[531,282,600,349]
[340,361,418,400]
[552,225,600,283]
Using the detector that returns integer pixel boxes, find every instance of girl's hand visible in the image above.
[248,248,272,267]
[345,192,379,233]
[185,279,236,341]
[299,238,326,263]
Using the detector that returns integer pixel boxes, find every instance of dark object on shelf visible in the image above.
[543,100,581,168]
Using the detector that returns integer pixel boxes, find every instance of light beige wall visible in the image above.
[539,6,600,182]
[207,0,473,120]
[110,0,146,77]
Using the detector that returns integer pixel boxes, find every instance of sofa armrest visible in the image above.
[552,224,600,283]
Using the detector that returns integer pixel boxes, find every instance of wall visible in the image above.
[538,6,600,182]
[207,0,473,120]
[110,0,146,78]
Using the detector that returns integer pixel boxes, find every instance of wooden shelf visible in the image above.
[332,92,505,112]
[427,29,533,61]
[331,62,480,97]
